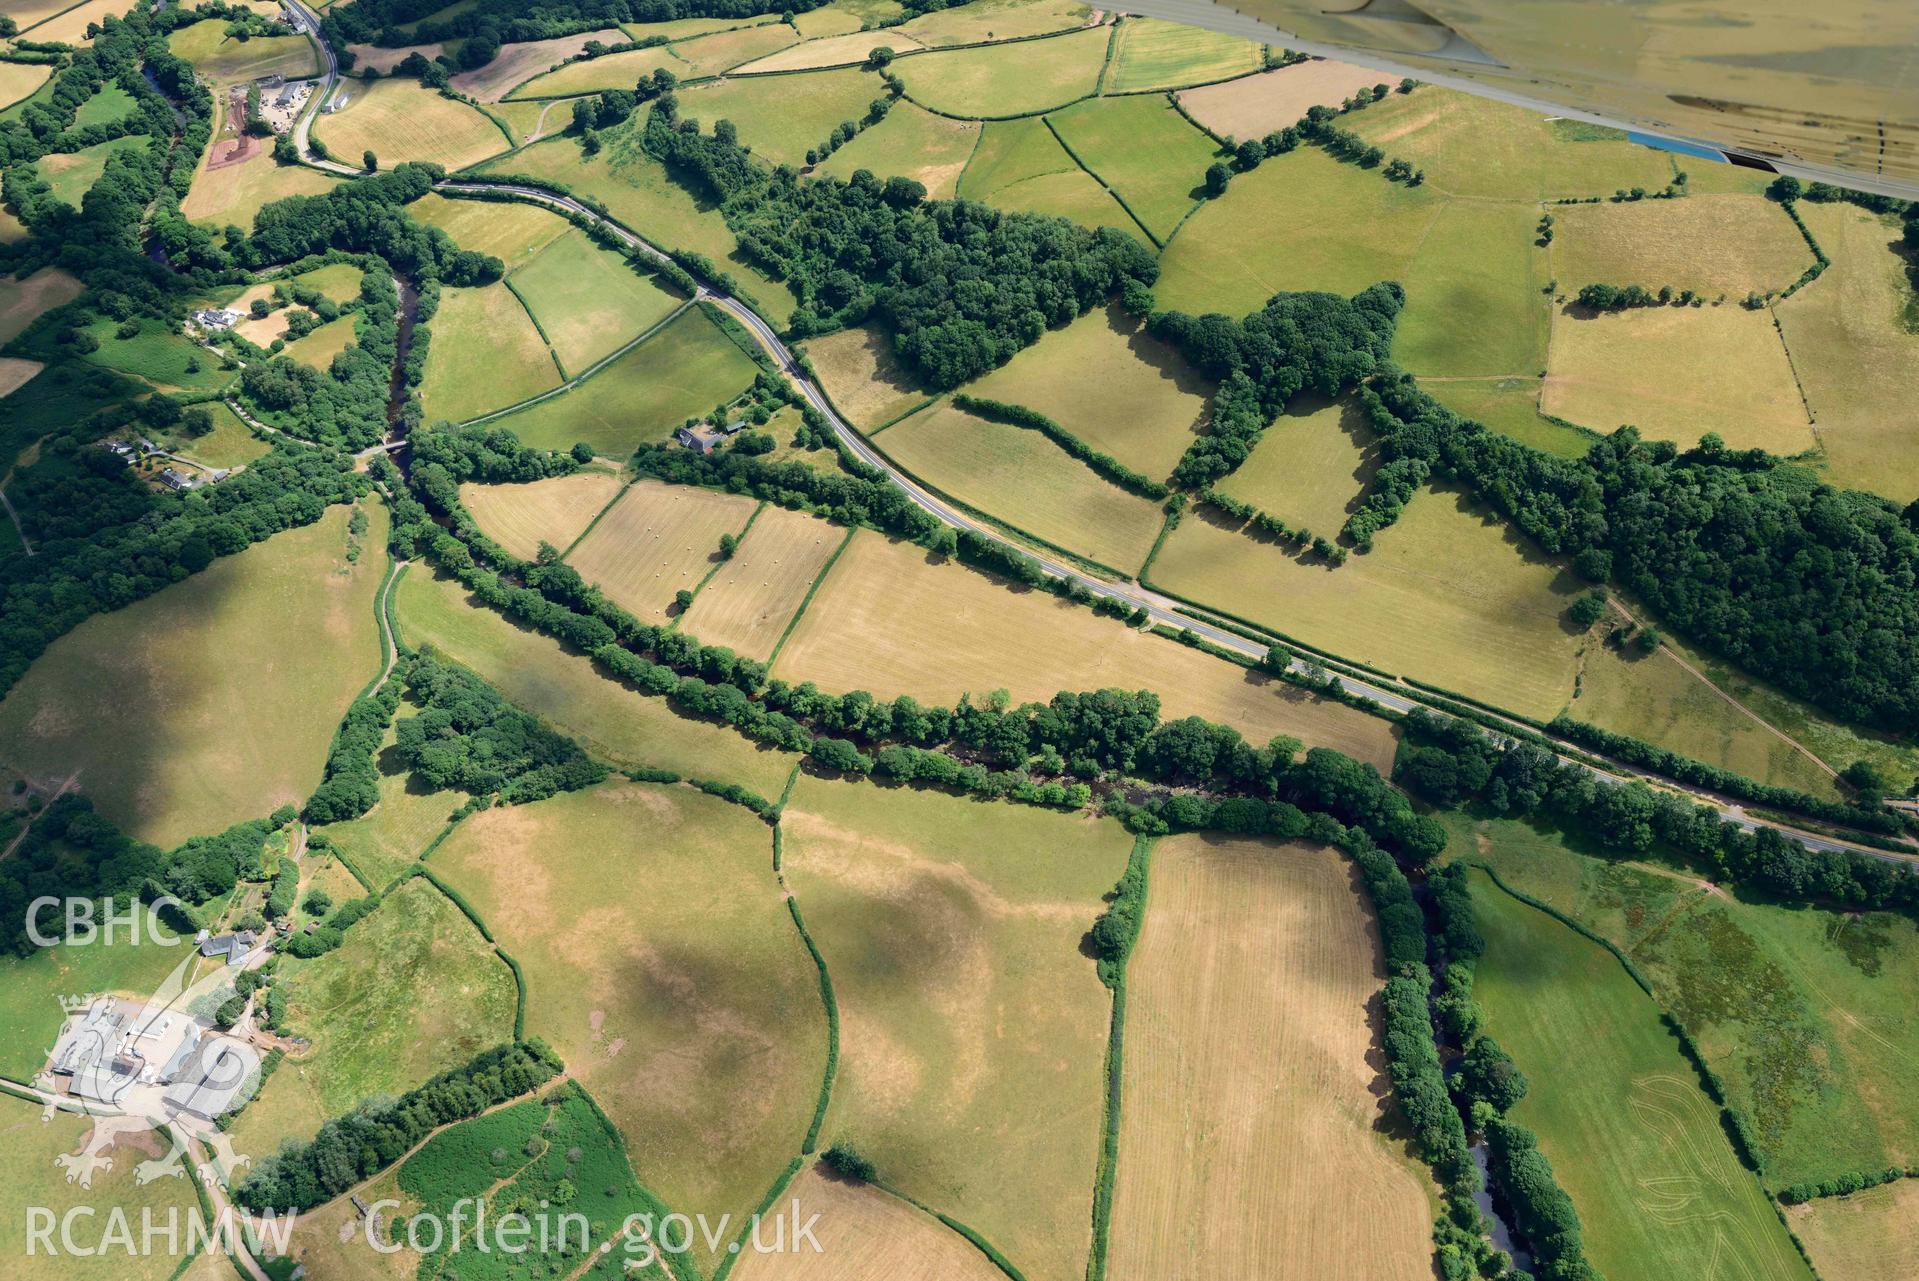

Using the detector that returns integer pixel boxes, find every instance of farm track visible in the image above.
[269,4,1911,870]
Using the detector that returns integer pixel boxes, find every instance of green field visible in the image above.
[492,305,755,453]
[421,283,560,423]
[1420,377,1592,458]
[167,19,318,82]
[506,43,682,98]
[483,128,800,322]
[1046,94,1216,242]
[1218,393,1376,537]
[393,563,802,797]
[0,1096,204,1281]
[817,101,979,198]
[408,191,569,268]
[957,115,1132,229]
[436,780,827,1273]
[1459,815,1919,1189]
[33,134,150,206]
[960,302,1207,479]
[1103,15,1261,93]
[897,25,1109,118]
[313,715,467,890]
[155,400,272,471]
[79,315,234,392]
[678,65,886,167]
[1469,861,1817,1281]
[1392,199,1549,376]
[880,398,1168,571]
[0,504,384,846]
[783,775,1131,1281]
[72,83,138,127]
[507,228,683,374]
[1348,86,1675,201]
[227,877,516,1158]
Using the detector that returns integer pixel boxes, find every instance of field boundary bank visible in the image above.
[556,472,635,560]
[456,299,695,427]
[1037,113,1160,246]
[1085,833,1153,1281]
[672,500,765,624]
[500,273,568,380]
[872,1177,1032,1281]
[765,524,856,666]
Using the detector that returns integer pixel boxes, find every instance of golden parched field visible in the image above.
[679,505,850,659]
[1550,193,1815,296]
[0,61,51,113]
[448,27,627,100]
[801,323,932,430]
[896,25,1109,118]
[782,775,1132,1281]
[563,478,759,622]
[436,781,829,1275]
[1102,16,1260,94]
[878,399,1167,571]
[0,504,384,847]
[313,77,507,171]
[394,564,802,797]
[735,27,925,73]
[1219,394,1379,538]
[893,0,1090,47]
[815,101,980,201]
[961,303,1209,480]
[1177,58,1389,140]
[1107,835,1436,1280]
[0,266,83,345]
[1542,304,1816,453]
[730,1163,1007,1281]
[460,470,625,561]
[408,190,569,268]
[773,530,1399,770]
[1787,1179,1919,1281]
[418,281,559,422]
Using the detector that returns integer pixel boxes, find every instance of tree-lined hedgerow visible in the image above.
[638,95,1159,387]
[950,394,1171,499]
[1359,371,1919,733]
[232,1040,564,1212]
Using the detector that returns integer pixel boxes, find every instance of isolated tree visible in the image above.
[1635,625,1661,654]
[673,589,694,612]
[865,45,894,68]
[1204,161,1231,197]
[362,150,378,173]
[1567,592,1608,630]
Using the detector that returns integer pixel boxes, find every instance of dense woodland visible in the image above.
[640,96,1159,387]
[324,0,822,57]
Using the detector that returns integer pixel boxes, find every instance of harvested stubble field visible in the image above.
[958,115,1132,229]
[1348,87,1674,201]
[408,191,568,268]
[484,127,799,322]
[664,20,804,75]
[898,25,1109,118]
[17,0,122,45]
[1550,193,1815,296]
[1177,58,1388,139]
[395,565,799,795]
[1468,862,1817,1281]
[183,135,337,229]
[679,504,848,659]
[1788,1180,1919,1281]
[894,0,1089,46]
[0,62,51,113]
[0,266,83,344]
[1542,304,1817,453]
[493,304,760,454]
[435,781,829,1273]
[1151,485,1583,720]
[0,1098,202,1281]
[564,478,759,622]
[736,27,923,72]
[816,101,979,199]
[3,0,86,33]
[1107,834,1435,1280]
[730,1164,1008,1281]
[1103,16,1260,93]
[1217,393,1378,537]
[1460,815,1919,1191]
[801,323,931,429]
[418,282,559,422]
[507,43,679,97]
[773,530,1399,770]
[313,77,507,171]
[460,470,625,561]
[1571,631,1841,797]
[1777,201,1919,502]
[225,877,516,1156]
[677,64,885,167]
[0,505,384,846]
[782,776,1132,1281]
[961,303,1208,479]
[1047,94,1216,243]
[879,399,1167,570]
[449,28,627,100]
[509,229,683,373]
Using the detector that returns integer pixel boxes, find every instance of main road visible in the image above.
[436,183,1915,869]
